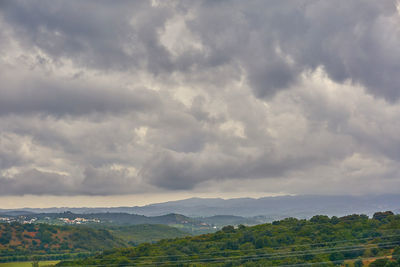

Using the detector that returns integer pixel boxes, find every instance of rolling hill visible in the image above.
[0,223,125,262]
[108,224,189,245]
[2,212,260,234]
[0,222,189,263]
[57,211,400,266]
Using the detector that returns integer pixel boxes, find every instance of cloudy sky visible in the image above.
[1,0,400,208]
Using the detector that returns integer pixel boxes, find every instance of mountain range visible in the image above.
[1,194,399,219]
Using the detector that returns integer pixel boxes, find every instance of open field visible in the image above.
[0,261,59,267]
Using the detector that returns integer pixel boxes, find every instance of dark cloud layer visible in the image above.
[0,77,160,116]
[0,0,400,196]
[0,169,72,195]
[183,0,400,100]
[2,1,399,99]
[0,168,146,195]
[0,0,173,72]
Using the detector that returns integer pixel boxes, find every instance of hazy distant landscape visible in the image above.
[2,194,400,218]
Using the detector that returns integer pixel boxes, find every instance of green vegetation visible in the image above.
[0,222,189,264]
[0,260,59,266]
[7,212,217,233]
[58,212,400,266]
[108,224,190,245]
[0,223,124,263]
[0,222,126,252]
[198,215,260,228]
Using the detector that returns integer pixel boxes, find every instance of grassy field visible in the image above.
[0,261,59,267]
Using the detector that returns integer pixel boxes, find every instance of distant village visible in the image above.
[58,217,100,224]
[0,216,37,224]
[0,215,100,225]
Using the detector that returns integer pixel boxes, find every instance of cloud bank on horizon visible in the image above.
[0,0,400,197]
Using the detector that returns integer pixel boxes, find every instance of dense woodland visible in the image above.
[58,212,400,266]
[108,224,189,245]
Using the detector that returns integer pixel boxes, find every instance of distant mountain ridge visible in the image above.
[130,194,400,218]
[1,194,400,219]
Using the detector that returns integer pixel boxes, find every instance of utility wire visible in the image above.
[119,241,400,266]
[59,240,400,267]
[85,232,400,261]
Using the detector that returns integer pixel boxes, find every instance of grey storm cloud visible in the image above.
[0,77,161,116]
[0,168,147,195]
[2,0,399,100]
[0,169,73,195]
[0,0,174,72]
[139,137,351,191]
[181,0,400,100]
[0,0,400,196]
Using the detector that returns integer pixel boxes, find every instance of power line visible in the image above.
[132,245,397,266]
[55,221,400,265]
[155,255,395,267]
[56,231,400,265]
[85,232,400,261]
[122,241,400,266]
[59,240,400,267]
[276,256,392,267]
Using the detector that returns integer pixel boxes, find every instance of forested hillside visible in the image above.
[2,212,250,234]
[108,224,189,245]
[58,212,400,266]
[0,223,188,263]
[17,212,199,226]
[0,223,125,262]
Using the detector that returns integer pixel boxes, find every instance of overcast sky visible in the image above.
[1,0,400,208]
